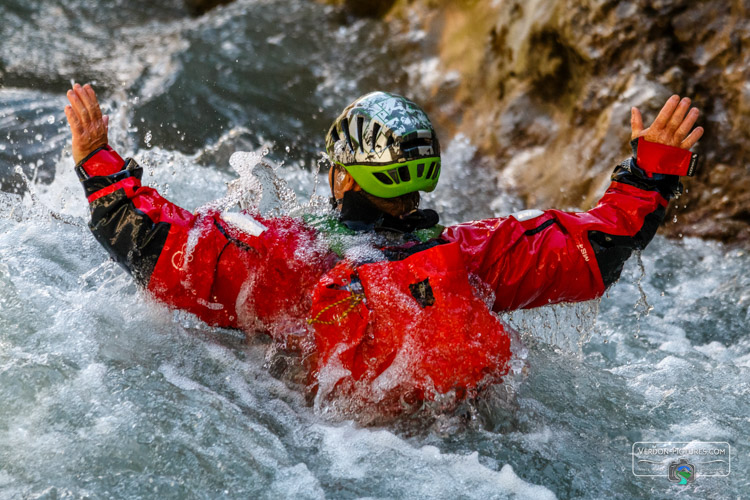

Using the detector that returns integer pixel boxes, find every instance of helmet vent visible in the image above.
[341,118,354,152]
[401,137,432,150]
[398,165,411,182]
[416,163,425,177]
[387,169,400,184]
[425,161,436,180]
[371,122,381,150]
[432,162,441,179]
[329,127,340,143]
[401,137,434,160]
[356,116,365,153]
[374,172,394,185]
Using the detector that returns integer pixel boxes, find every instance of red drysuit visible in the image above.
[75,139,684,411]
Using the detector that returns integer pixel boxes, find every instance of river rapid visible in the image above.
[1,0,748,498]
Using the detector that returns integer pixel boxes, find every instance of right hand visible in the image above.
[64,83,109,164]
[631,95,704,150]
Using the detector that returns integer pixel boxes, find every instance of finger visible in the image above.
[680,126,704,149]
[82,84,103,121]
[674,107,700,142]
[630,107,644,140]
[66,89,86,123]
[83,83,98,103]
[69,86,90,122]
[651,94,680,131]
[72,84,91,122]
[666,97,691,132]
[64,105,83,134]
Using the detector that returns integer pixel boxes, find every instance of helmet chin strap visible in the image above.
[330,196,343,210]
[328,166,339,209]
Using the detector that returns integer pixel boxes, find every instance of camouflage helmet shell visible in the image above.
[325,91,441,198]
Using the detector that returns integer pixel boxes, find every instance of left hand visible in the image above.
[631,95,704,150]
[64,83,109,164]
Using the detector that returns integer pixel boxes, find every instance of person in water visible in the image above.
[65,83,703,416]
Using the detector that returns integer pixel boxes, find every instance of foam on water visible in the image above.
[315,422,555,499]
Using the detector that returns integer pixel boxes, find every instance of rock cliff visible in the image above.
[325,0,750,243]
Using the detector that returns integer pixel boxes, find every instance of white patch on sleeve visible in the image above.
[221,211,268,237]
[510,209,545,222]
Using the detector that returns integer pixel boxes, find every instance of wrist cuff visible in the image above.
[75,146,126,181]
[632,138,698,177]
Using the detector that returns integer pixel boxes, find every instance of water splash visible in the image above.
[4,165,86,229]
[503,300,601,356]
[632,250,655,338]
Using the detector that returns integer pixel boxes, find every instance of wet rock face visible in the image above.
[323,0,750,243]
[325,0,397,18]
[183,0,234,15]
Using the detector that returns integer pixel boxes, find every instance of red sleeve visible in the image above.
[441,157,675,312]
[77,147,333,338]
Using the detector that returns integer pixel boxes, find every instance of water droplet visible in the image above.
[145,131,152,147]
[47,115,55,124]
[672,215,678,223]
[262,148,269,156]
[285,146,291,153]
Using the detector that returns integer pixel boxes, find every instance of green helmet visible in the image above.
[325,91,441,199]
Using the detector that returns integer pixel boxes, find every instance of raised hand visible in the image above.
[631,95,704,150]
[64,83,109,164]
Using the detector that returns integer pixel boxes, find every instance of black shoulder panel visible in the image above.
[88,189,171,287]
[588,206,665,288]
